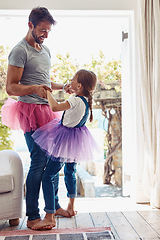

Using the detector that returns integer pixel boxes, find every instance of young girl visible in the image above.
[32,69,99,230]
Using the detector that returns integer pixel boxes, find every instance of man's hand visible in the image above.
[35,85,52,98]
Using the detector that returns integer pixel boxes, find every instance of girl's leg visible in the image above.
[51,171,71,217]
[67,198,77,216]
[64,162,77,216]
[54,173,71,217]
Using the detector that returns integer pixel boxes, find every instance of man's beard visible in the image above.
[32,30,42,44]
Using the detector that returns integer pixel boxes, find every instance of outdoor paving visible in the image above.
[94,177,122,198]
[18,150,122,199]
[59,175,122,199]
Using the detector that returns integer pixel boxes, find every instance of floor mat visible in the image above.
[0,227,115,239]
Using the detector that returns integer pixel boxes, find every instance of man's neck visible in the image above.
[25,33,41,51]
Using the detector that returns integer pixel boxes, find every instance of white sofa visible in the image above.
[0,150,23,226]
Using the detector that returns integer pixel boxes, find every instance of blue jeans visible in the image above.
[42,158,77,213]
[24,131,61,220]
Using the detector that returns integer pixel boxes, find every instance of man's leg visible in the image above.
[42,159,64,213]
[54,172,61,210]
[24,131,48,224]
[32,159,63,230]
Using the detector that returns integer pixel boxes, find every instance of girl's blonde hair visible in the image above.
[76,69,97,122]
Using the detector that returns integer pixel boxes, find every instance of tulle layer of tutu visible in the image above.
[32,120,100,163]
[1,98,61,133]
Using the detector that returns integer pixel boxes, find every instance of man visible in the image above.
[2,7,71,228]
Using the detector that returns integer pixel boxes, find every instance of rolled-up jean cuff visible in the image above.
[44,208,56,214]
[28,215,41,221]
[55,204,61,211]
[67,193,77,198]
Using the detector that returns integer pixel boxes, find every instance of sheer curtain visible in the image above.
[138,0,160,208]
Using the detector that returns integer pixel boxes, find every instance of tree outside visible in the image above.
[50,51,121,91]
[0,46,9,100]
[0,46,122,185]
[0,46,13,150]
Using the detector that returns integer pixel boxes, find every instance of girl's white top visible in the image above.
[63,95,88,128]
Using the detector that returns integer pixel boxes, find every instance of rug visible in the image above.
[0,227,115,239]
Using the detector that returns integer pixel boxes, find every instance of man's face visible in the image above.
[31,21,52,44]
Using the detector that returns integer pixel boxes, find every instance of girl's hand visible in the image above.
[35,85,52,99]
[42,85,52,92]
[64,83,75,94]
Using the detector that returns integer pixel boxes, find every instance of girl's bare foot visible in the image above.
[67,202,77,216]
[31,218,56,231]
[27,218,41,229]
[55,207,71,218]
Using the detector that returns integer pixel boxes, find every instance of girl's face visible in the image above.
[70,74,79,91]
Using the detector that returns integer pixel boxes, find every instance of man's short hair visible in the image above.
[29,7,56,27]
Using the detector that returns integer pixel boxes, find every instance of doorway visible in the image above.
[0,9,135,199]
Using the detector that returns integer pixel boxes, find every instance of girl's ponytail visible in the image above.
[88,93,93,122]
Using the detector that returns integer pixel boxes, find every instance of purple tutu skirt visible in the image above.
[1,98,62,133]
[32,119,100,163]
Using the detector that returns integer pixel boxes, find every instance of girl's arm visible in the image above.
[51,82,63,90]
[47,90,70,112]
[51,82,74,94]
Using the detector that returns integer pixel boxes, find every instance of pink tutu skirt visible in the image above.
[32,119,100,163]
[1,98,61,133]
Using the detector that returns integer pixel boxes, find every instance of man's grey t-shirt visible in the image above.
[8,38,51,104]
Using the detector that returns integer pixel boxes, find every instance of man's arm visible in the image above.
[6,65,51,98]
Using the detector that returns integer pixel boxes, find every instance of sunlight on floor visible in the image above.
[22,175,152,217]
[22,197,152,217]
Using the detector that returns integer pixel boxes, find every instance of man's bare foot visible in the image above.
[31,218,56,231]
[55,207,71,218]
[27,218,41,229]
[67,202,77,216]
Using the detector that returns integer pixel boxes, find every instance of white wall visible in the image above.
[0,0,136,11]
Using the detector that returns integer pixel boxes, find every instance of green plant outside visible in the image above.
[0,103,13,150]
[0,46,121,151]
[51,51,121,92]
